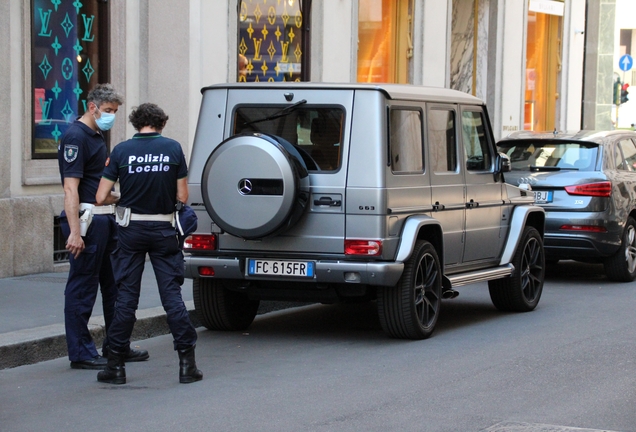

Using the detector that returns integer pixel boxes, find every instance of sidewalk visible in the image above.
[0,262,197,370]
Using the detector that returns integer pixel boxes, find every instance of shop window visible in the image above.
[524,1,563,131]
[238,0,311,82]
[357,0,413,83]
[31,0,110,159]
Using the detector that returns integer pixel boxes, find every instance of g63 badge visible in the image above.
[64,145,79,163]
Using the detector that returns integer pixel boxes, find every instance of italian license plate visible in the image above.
[248,259,315,278]
[534,190,553,204]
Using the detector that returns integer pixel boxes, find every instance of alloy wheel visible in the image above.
[520,236,543,303]
[414,252,440,328]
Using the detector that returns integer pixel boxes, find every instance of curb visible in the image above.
[0,301,199,370]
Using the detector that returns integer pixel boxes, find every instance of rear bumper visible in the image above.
[543,211,622,259]
[544,234,620,258]
[184,255,404,286]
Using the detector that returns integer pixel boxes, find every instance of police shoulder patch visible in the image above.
[64,145,79,163]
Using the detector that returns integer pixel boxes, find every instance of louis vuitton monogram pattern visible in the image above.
[32,0,106,156]
[238,0,305,82]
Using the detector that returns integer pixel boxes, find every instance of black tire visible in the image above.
[193,278,260,331]
[488,226,545,312]
[604,217,636,282]
[377,240,442,340]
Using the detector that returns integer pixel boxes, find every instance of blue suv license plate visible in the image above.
[248,259,315,278]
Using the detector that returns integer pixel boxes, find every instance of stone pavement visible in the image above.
[0,262,197,370]
[0,262,301,370]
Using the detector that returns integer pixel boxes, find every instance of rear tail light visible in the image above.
[564,181,611,197]
[183,234,217,251]
[560,225,607,233]
[344,240,382,256]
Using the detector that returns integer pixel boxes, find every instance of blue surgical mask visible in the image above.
[94,108,116,131]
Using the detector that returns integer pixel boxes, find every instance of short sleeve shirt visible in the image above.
[57,119,108,204]
[102,133,188,214]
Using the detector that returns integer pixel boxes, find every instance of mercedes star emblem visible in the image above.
[238,178,253,195]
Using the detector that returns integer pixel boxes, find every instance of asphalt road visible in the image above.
[1,261,635,432]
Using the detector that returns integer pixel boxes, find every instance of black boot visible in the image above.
[103,345,149,362]
[178,346,203,384]
[97,348,126,385]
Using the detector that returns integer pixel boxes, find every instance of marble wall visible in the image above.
[450,0,489,99]
[583,0,617,130]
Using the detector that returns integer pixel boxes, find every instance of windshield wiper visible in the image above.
[242,99,307,127]
[530,165,579,172]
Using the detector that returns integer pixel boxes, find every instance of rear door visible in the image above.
[385,103,432,249]
[220,88,355,254]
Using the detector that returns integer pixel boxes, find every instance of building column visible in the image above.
[558,0,586,131]
[412,0,451,87]
[582,0,616,130]
[486,0,526,141]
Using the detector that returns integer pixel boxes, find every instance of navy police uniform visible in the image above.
[102,133,197,351]
[58,119,117,362]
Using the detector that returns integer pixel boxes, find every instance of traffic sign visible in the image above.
[619,54,633,72]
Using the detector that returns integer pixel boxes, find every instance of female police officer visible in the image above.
[95,103,202,384]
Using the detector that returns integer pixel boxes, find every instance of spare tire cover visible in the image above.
[201,133,309,239]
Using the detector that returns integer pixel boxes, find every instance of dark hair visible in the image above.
[128,103,169,131]
[87,83,124,107]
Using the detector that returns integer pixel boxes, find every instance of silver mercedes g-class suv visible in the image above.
[184,83,546,340]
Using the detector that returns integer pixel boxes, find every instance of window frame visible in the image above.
[388,106,424,175]
[460,108,493,173]
[231,103,345,172]
[427,106,459,174]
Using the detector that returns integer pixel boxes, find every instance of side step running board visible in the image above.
[445,264,515,288]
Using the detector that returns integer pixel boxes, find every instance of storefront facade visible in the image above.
[0,0,613,277]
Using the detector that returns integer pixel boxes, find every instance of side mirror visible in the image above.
[496,152,511,173]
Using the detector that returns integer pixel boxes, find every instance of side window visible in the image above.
[390,109,423,173]
[618,139,636,171]
[615,144,628,171]
[31,0,109,159]
[428,109,457,173]
[461,109,492,171]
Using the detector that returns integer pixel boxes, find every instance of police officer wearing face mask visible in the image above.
[58,84,149,370]
[95,103,202,385]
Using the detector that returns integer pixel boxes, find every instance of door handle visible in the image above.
[314,196,341,207]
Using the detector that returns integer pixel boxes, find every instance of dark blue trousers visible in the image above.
[108,221,197,351]
[61,213,118,362]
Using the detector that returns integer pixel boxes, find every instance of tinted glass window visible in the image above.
[234,106,343,171]
[498,141,598,172]
[615,145,626,170]
[428,109,456,173]
[461,110,492,171]
[618,139,636,171]
[390,109,423,173]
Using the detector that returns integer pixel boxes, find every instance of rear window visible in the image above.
[233,106,344,172]
[497,141,599,172]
